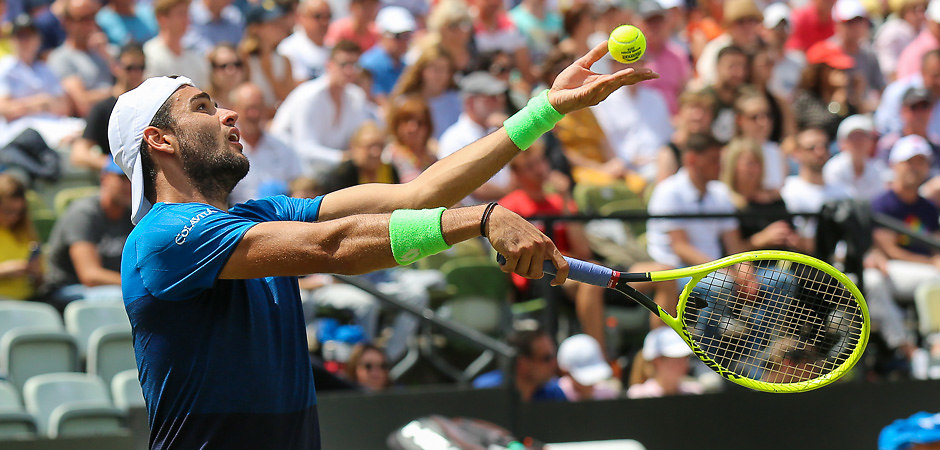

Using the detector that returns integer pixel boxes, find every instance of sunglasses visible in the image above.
[361,362,389,371]
[312,13,331,20]
[389,31,412,40]
[745,111,770,121]
[123,64,146,72]
[213,61,244,70]
[910,102,932,111]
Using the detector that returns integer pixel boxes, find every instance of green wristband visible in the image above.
[503,89,565,150]
[389,207,452,265]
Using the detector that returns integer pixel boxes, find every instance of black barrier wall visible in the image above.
[318,380,940,449]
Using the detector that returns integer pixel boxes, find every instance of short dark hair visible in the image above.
[138,95,176,203]
[331,40,362,59]
[683,133,722,155]
[717,45,747,63]
[507,328,549,358]
[923,48,940,67]
[118,42,145,60]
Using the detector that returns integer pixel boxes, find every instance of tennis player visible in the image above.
[108,43,656,449]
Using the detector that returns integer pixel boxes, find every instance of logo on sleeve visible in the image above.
[175,208,215,245]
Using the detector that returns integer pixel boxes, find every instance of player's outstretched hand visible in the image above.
[547,41,659,115]
[485,206,569,286]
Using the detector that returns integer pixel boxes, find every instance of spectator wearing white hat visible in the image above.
[896,0,940,80]
[876,86,940,168]
[360,6,415,103]
[823,114,890,200]
[762,2,806,100]
[830,0,885,105]
[869,134,940,303]
[874,0,928,82]
[626,327,703,399]
[556,334,621,401]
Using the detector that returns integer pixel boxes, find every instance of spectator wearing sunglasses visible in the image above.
[344,343,391,392]
[473,328,566,402]
[70,43,147,171]
[278,0,332,81]
[360,6,415,104]
[206,43,247,111]
[48,0,113,118]
[878,87,940,171]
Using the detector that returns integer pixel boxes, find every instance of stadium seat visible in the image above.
[23,372,125,438]
[64,299,131,358]
[86,325,135,387]
[0,329,79,390]
[916,281,940,337]
[439,258,509,301]
[573,183,646,215]
[0,301,64,337]
[53,186,99,216]
[110,370,144,411]
[0,380,38,440]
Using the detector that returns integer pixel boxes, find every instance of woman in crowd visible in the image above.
[240,6,297,107]
[390,46,461,139]
[414,0,475,74]
[0,174,42,300]
[655,89,716,185]
[206,44,247,110]
[733,89,788,191]
[344,343,391,392]
[321,122,399,193]
[748,45,796,145]
[386,97,437,183]
[794,41,866,141]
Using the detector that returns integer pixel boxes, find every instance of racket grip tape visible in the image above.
[496,254,615,287]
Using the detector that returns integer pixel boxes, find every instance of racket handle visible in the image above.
[496,254,614,287]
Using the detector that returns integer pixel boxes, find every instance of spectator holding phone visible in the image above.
[0,174,42,300]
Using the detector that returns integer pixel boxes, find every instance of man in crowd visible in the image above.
[696,0,763,85]
[473,328,566,402]
[183,0,245,52]
[47,0,114,117]
[877,86,940,167]
[278,0,332,81]
[144,0,210,87]
[95,0,158,45]
[270,40,373,176]
[635,0,690,115]
[703,46,749,143]
[875,50,940,138]
[823,114,889,200]
[786,0,837,51]
[359,6,414,102]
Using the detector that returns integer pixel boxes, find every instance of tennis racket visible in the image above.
[500,250,870,393]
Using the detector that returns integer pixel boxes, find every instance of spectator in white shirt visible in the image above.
[0,15,70,124]
[277,0,332,81]
[823,114,890,200]
[270,40,373,176]
[229,83,302,204]
[438,71,511,203]
[144,0,210,88]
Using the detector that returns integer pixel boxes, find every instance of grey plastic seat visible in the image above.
[23,372,125,438]
[110,369,145,411]
[0,301,63,337]
[87,325,135,387]
[64,300,130,358]
[0,380,37,439]
[0,329,78,389]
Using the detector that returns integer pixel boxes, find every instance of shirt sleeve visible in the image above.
[135,205,258,300]
[229,195,323,223]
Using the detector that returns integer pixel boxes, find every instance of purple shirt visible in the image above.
[872,189,940,256]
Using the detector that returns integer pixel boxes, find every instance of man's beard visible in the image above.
[177,126,250,202]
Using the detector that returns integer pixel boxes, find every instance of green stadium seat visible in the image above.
[440,258,509,301]
[23,372,125,438]
[64,300,131,359]
[110,370,144,411]
[53,186,99,217]
[87,325,135,388]
[0,379,38,440]
[1,329,79,390]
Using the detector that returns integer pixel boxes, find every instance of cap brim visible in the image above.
[569,363,613,386]
[660,342,693,358]
[130,152,151,225]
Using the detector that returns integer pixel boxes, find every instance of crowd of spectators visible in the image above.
[1,0,940,400]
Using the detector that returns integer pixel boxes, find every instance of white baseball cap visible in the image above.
[836,114,874,141]
[108,76,194,224]
[832,0,869,21]
[376,6,416,34]
[763,2,790,29]
[929,0,940,23]
[889,134,933,164]
[557,334,612,386]
[642,327,692,360]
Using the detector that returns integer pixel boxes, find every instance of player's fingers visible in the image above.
[499,254,519,274]
[576,41,610,69]
[516,251,537,279]
[549,248,569,286]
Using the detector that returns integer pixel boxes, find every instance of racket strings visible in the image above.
[681,260,865,385]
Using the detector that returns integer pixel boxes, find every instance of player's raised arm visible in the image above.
[219,204,569,285]
[316,42,658,220]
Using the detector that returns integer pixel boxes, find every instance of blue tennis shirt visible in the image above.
[121,195,324,449]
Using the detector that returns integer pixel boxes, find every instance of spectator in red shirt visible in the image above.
[325,0,380,51]
[786,0,837,51]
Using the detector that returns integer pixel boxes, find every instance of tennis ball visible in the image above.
[608,25,646,64]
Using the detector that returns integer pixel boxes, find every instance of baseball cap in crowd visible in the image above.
[557,334,612,386]
[642,327,693,360]
[763,2,790,29]
[806,40,855,70]
[458,71,507,96]
[376,6,416,34]
[928,0,940,23]
[656,0,683,9]
[832,0,869,22]
[903,86,933,107]
[108,76,195,224]
[879,411,940,450]
[245,3,286,24]
[889,134,933,164]
[637,0,665,19]
[723,0,763,25]
[836,114,874,141]
[11,13,36,34]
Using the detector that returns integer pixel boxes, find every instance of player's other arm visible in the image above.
[317,43,658,220]
[218,205,569,284]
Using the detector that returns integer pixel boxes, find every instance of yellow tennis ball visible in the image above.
[608,25,646,64]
